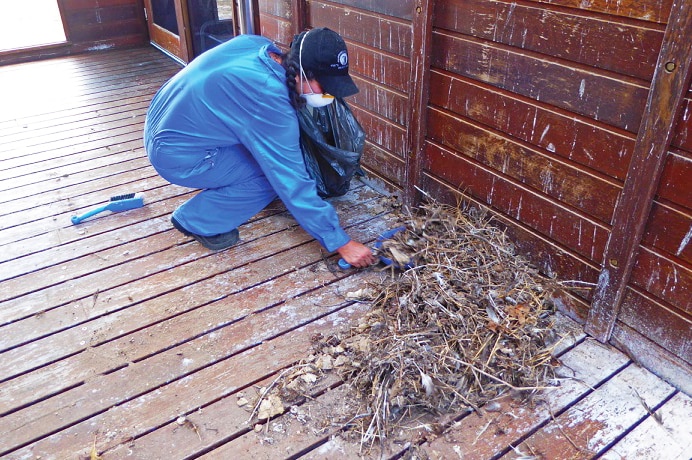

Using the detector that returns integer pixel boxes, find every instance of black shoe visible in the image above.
[171,216,239,251]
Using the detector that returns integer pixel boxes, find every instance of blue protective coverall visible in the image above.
[143,35,351,252]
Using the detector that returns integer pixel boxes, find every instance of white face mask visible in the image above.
[299,31,335,108]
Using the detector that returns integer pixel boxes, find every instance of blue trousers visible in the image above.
[150,144,278,236]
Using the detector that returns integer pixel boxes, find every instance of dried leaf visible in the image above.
[507,303,531,324]
[301,373,318,383]
[257,394,284,420]
[277,201,558,448]
[389,246,411,266]
[486,305,501,324]
[316,354,333,370]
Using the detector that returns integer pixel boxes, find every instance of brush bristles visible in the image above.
[110,193,136,201]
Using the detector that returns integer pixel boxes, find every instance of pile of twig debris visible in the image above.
[253,201,561,446]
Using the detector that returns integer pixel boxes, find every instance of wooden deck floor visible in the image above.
[1,47,690,460]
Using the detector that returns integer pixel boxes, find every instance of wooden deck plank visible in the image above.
[1,167,159,232]
[3,276,380,458]
[502,364,677,459]
[0,76,172,137]
[0,184,189,263]
[0,56,179,123]
[1,119,147,165]
[0,99,150,150]
[0,123,146,174]
[199,384,359,460]
[0,92,157,139]
[0,189,386,336]
[0,230,366,415]
[419,339,630,459]
[1,157,152,216]
[0,173,167,242]
[155,314,592,459]
[601,391,692,460]
[0,145,145,196]
[0,195,384,346]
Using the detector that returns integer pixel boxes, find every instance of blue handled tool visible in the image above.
[338,258,352,269]
[71,193,144,224]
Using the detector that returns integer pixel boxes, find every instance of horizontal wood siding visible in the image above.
[435,0,665,82]
[0,0,148,65]
[421,1,665,316]
[256,2,689,379]
[528,0,674,24]
[418,0,690,381]
[258,0,294,47]
[62,0,146,47]
[305,0,414,190]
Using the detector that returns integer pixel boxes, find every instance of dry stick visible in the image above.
[472,415,499,446]
[547,402,593,455]
[449,357,556,392]
[632,386,664,425]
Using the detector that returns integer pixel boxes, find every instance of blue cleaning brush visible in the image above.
[71,193,145,224]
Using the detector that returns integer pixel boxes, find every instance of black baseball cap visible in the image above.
[293,28,359,98]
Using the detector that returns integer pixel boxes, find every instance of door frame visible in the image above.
[143,0,192,64]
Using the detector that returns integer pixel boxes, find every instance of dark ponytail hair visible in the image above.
[282,31,318,110]
[281,51,305,110]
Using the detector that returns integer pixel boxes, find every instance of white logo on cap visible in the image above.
[337,50,348,68]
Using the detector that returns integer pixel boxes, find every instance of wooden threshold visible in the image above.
[0,46,689,460]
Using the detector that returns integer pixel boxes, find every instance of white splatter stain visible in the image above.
[540,169,554,193]
[87,44,114,51]
[597,268,610,291]
[579,79,586,99]
[540,124,551,143]
[676,224,692,256]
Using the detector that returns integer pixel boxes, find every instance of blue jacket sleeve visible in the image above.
[217,63,351,252]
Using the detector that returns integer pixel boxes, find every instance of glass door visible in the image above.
[187,0,237,58]
[0,0,66,52]
[143,0,191,63]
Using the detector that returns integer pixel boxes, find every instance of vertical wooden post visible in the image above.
[585,0,692,342]
[291,0,307,35]
[404,0,434,208]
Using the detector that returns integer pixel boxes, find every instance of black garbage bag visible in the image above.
[297,98,366,198]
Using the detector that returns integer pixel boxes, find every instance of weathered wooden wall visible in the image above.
[61,0,147,46]
[0,0,148,65]
[258,0,691,391]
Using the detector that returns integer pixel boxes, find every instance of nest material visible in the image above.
[257,201,561,447]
